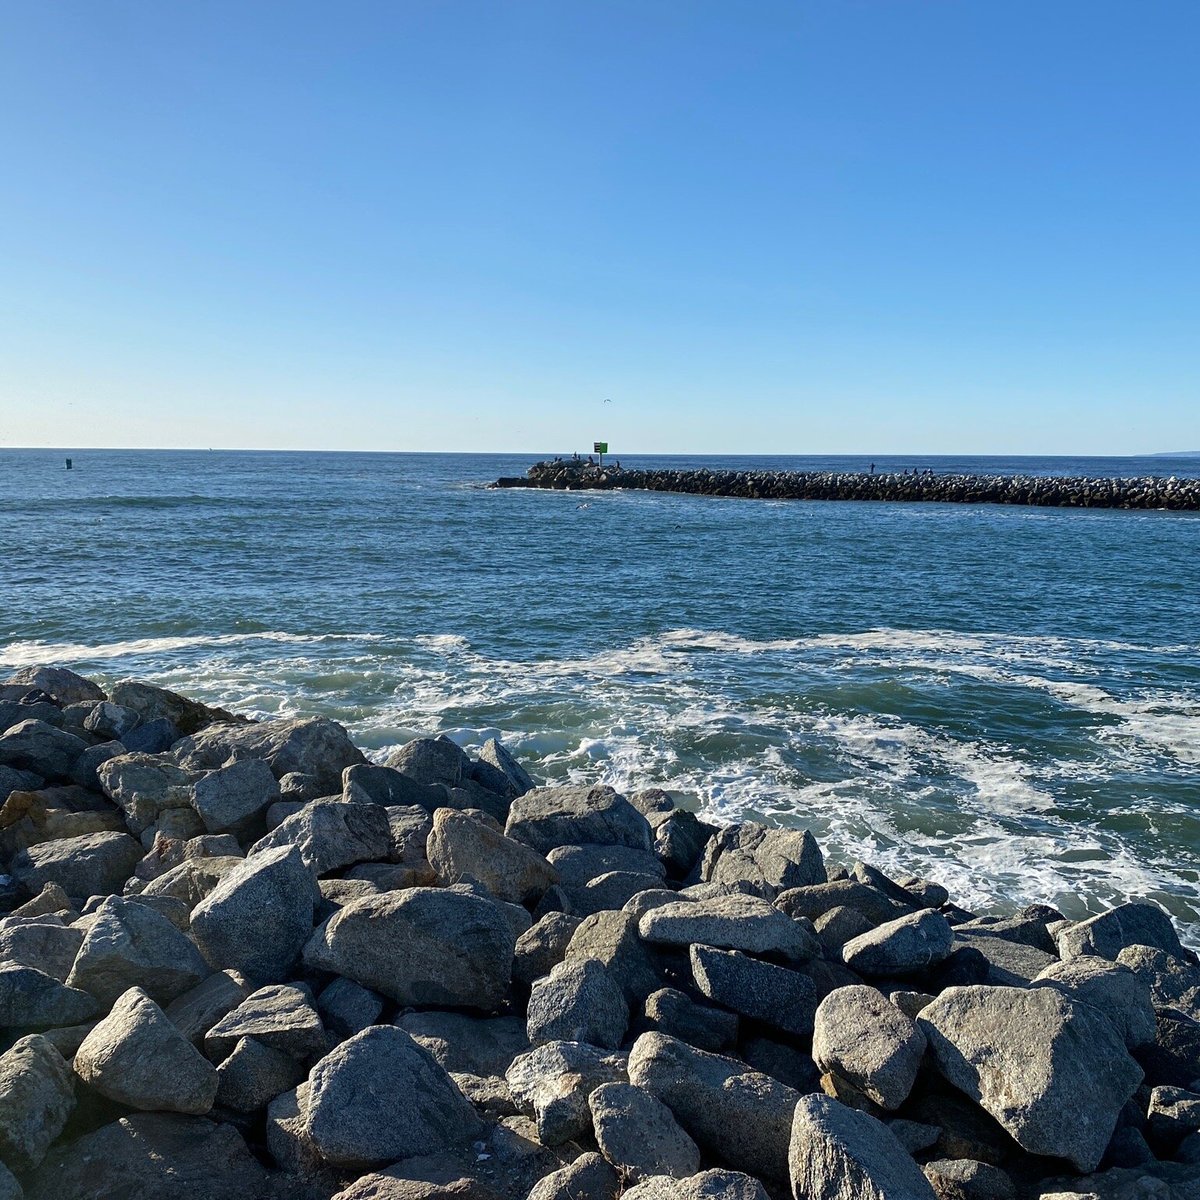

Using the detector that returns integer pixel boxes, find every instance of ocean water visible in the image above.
[2,448,1198,938]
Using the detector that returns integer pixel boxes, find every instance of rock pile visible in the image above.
[493,461,1200,511]
[0,664,1197,1200]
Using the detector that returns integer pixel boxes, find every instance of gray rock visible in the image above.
[397,1012,529,1076]
[528,957,629,1049]
[644,987,739,1052]
[812,985,927,1110]
[575,869,668,916]
[776,880,911,926]
[190,845,317,980]
[427,808,557,903]
[304,1025,482,1166]
[947,931,1056,987]
[108,679,244,735]
[590,1081,700,1180]
[918,984,1144,1171]
[70,740,125,790]
[815,905,877,953]
[789,1094,937,1200]
[639,893,818,960]
[250,798,392,875]
[843,910,955,977]
[65,894,209,1006]
[1139,1007,1200,1088]
[4,666,104,706]
[689,944,817,1037]
[652,810,715,878]
[921,1158,1015,1200]
[514,912,583,986]
[97,752,198,836]
[0,960,98,1026]
[75,986,218,1113]
[385,735,470,787]
[1032,956,1156,1049]
[342,761,444,809]
[0,719,87,781]
[1147,1085,1200,1148]
[626,888,686,919]
[24,1111,270,1200]
[1117,943,1200,1019]
[8,881,72,919]
[191,758,279,836]
[215,1034,306,1111]
[887,1120,942,1156]
[318,976,384,1041]
[622,1170,770,1200]
[547,843,666,890]
[204,982,325,1062]
[121,717,180,755]
[1056,903,1187,962]
[83,701,139,740]
[0,916,83,981]
[0,763,42,802]
[528,1151,619,1200]
[265,1083,321,1174]
[506,1039,628,1145]
[173,715,366,793]
[164,969,252,1046]
[505,785,653,854]
[0,1034,75,1170]
[141,854,244,907]
[698,821,826,897]
[565,909,663,1005]
[303,886,515,1008]
[11,829,143,899]
[628,1031,800,1181]
[740,1035,820,1092]
[478,736,535,796]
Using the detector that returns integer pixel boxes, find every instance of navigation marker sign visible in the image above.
[594,441,608,467]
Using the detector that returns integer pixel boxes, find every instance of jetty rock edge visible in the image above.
[0,665,1196,1200]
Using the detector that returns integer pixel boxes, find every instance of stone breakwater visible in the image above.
[0,666,1197,1200]
[494,461,1200,510]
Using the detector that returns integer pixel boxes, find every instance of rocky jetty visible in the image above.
[0,664,1197,1200]
[493,460,1200,510]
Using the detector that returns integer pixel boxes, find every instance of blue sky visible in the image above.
[1,2,1196,454]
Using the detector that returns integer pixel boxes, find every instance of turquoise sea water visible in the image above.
[2,449,1198,937]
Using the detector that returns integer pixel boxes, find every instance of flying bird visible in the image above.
[603,398,612,404]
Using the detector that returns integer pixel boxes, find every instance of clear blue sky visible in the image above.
[1,2,1196,454]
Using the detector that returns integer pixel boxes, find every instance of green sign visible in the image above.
[594,442,608,454]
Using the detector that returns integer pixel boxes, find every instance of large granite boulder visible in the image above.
[918,984,1143,1171]
[0,960,99,1026]
[0,719,87,781]
[1056,902,1186,962]
[529,1152,620,1200]
[505,785,653,854]
[190,845,317,980]
[303,886,515,1008]
[1031,956,1156,1049]
[250,798,392,875]
[304,1026,482,1166]
[589,1080,701,1181]
[527,957,629,1049]
[173,715,366,793]
[4,666,104,706]
[506,1039,629,1145]
[109,679,246,735]
[427,808,558,903]
[396,1011,530,1077]
[204,982,325,1062]
[215,1035,307,1112]
[622,1170,770,1200]
[66,894,209,1006]
[842,910,955,977]
[788,1094,937,1200]
[689,944,817,1037]
[342,762,444,809]
[698,821,826,897]
[385,736,469,787]
[1118,943,1200,1018]
[191,758,279,837]
[515,912,584,986]
[74,986,218,1113]
[565,909,662,1004]
[0,1034,75,1170]
[478,737,535,796]
[0,915,84,981]
[639,893,817,960]
[97,753,197,836]
[628,1031,800,1181]
[11,829,142,899]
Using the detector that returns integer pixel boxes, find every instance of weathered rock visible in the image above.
[644,987,739,1052]
[652,810,716,878]
[8,881,72,918]
[514,912,583,985]
[1032,956,1156,1049]
[941,933,1055,988]
[164,969,252,1046]
[190,758,279,837]
[812,985,927,1111]
[689,943,817,1037]
[75,986,218,1113]
[83,701,140,740]
[740,1035,820,1093]
[173,715,366,793]
[527,1151,619,1200]
[1056,903,1187,962]
[0,719,87,781]
[589,1080,701,1180]
[11,829,142,898]
[925,1159,1016,1200]
[776,880,911,926]
[628,1031,800,1181]
[109,679,245,735]
[698,821,826,897]
[332,1150,505,1200]
[204,982,325,1062]
[1147,1085,1200,1148]
[303,886,515,1008]
[565,909,662,1003]
[1117,943,1200,1019]
[141,853,243,906]
[506,785,653,854]
[788,1094,937,1200]
[478,736,535,796]
[918,984,1143,1170]
[843,909,955,977]
[190,845,317,980]
[427,808,557,903]
[96,752,197,836]
[506,1039,628,1145]
[5,666,104,707]
[622,1169,770,1200]
[397,1012,529,1077]
[574,869,667,916]
[66,894,209,1006]
[385,735,469,787]
[250,798,392,875]
[548,842,665,890]
[24,1111,271,1200]
[0,960,98,1026]
[639,893,818,960]
[266,1082,321,1174]
[0,763,42,804]
[319,976,384,1041]
[528,957,628,1048]
[304,1025,482,1166]
[122,717,181,754]
[215,1034,307,1111]
[1138,1008,1200,1087]
[0,915,83,981]
[0,1034,75,1170]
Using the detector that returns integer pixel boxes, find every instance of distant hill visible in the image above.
[1150,451,1200,457]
